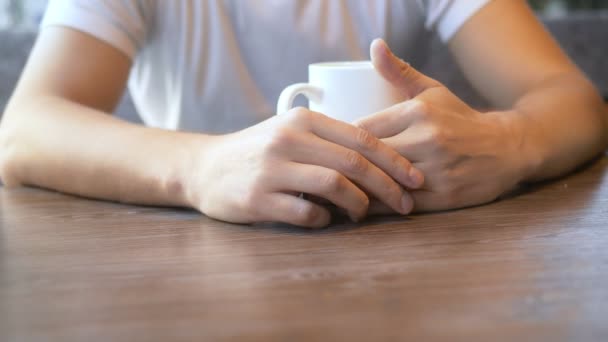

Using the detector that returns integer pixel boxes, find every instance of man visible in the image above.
[0,0,606,227]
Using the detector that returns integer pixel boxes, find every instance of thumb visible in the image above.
[371,38,442,98]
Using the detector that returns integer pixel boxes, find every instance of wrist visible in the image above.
[487,109,545,184]
[161,132,214,208]
[165,131,222,209]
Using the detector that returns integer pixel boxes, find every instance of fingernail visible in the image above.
[408,167,424,188]
[401,194,414,214]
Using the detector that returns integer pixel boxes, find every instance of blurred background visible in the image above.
[0,0,606,121]
[1,0,608,32]
[0,0,45,31]
[530,0,608,13]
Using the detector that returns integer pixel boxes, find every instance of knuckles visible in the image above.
[425,125,448,149]
[265,127,298,154]
[317,171,346,194]
[284,106,315,126]
[354,128,378,152]
[403,99,431,121]
[390,150,408,171]
[341,150,368,174]
[265,107,317,154]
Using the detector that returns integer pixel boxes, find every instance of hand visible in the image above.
[186,107,424,228]
[356,39,527,213]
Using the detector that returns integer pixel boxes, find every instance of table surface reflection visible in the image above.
[1,157,608,341]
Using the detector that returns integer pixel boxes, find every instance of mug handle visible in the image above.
[276,83,323,115]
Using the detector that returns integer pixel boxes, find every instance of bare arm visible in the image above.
[0,27,203,206]
[449,0,608,180]
[0,27,423,227]
[357,0,607,213]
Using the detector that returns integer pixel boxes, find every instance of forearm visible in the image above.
[0,95,210,207]
[500,72,608,182]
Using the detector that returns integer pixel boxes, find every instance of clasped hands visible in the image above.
[191,39,526,227]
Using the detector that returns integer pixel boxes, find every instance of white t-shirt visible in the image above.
[42,0,490,133]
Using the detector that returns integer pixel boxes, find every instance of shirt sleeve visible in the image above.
[420,0,492,42]
[40,0,151,59]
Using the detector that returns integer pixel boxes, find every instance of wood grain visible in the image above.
[1,157,608,341]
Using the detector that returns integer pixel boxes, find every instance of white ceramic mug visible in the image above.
[276,61,405,122]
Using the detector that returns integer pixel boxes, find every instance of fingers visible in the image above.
[284,131,416,215]
[261,193,331,228]
[367,198,398,216]
[271,162,370,222]
[354,99,427,139]
[370,38,442,98]
[309,111,424,189]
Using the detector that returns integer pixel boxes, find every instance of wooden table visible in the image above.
[1,157,608,341]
